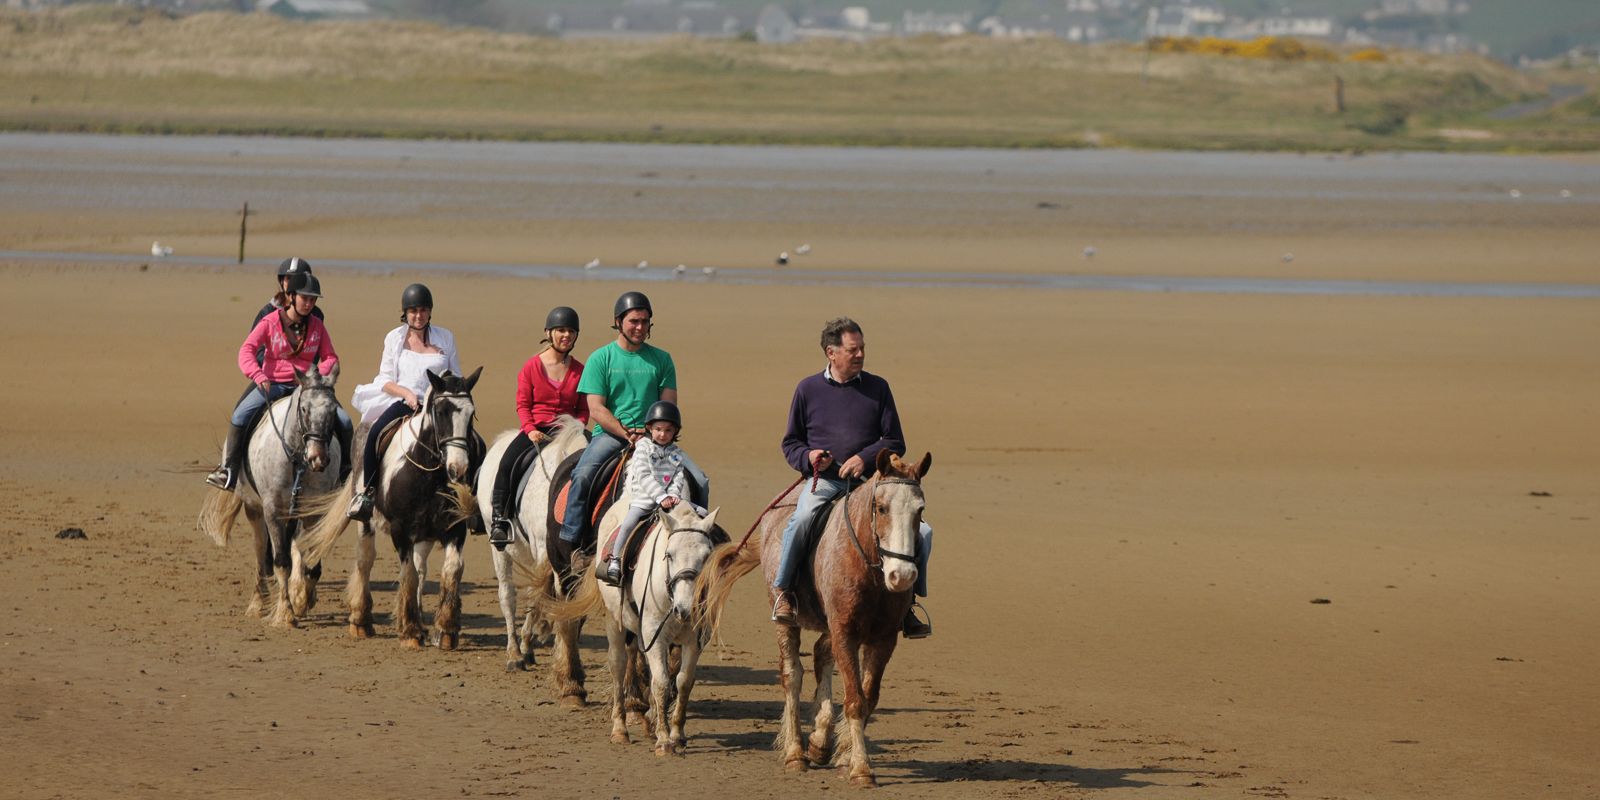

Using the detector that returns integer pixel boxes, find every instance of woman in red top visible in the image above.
[487,306,590,546]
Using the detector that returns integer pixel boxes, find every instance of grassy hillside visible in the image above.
[1,7,1593,152]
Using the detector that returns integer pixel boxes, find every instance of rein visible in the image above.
[729,475,805,556]
[262,383,336,513]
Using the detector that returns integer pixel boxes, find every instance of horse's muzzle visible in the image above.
[306,440,329,473]
[883,565,917,594]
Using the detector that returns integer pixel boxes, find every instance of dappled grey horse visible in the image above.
[198,362,345,628]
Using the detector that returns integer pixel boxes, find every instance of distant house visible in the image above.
[544,5,754,39]
[1146,2,1225,38]
[756,4,796,43]
[256,0,373,20]
[900,11,971,36]
[1243,15,1339,40]
[977,12,1103,43]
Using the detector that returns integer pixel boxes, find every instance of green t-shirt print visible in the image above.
[577,342,677,434]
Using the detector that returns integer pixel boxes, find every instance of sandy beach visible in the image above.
[1,135,1597,799]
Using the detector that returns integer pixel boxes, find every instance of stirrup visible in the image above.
[488,515,512,549]
[204,466,234,492]
[902,601,932,640]
[346,488,374,521]
[600,557,622,587]
[770,591,797,625]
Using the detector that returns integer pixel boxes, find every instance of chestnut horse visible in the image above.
[699,450,931,787]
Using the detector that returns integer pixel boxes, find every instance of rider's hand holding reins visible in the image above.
[837,454,866,479]
[809,449,834,474]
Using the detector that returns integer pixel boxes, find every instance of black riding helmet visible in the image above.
[401,283,433,310]
[545,306,580,331]
[613,291,652,322]
[644,400,681,429]
[277,257,313,278]
[289,273,324,299]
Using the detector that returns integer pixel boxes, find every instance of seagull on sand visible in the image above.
[151,241,173,258]
[776,251,789,266]
[702,267,717,278]
[1082,245,1096,260]
[637,260,649,270]
[584,258,600,271]
[1281,252,1295,264]
[674,264,687,277]
[796,244,811,256]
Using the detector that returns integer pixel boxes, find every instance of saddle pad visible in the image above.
[502,441,545,523]
[544,450,627,555]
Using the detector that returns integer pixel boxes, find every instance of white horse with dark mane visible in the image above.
[198,363,344,628]
[473,418,592,703]
[552,502,727,755]
[300,368,480,649]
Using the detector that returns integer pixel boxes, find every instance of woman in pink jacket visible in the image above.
[205,274,353,491]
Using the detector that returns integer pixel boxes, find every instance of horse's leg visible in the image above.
[647,638,676,757]
[623,646,651,735]
[550,616,588,707]
[519,610,540,667]
[346,529,376,638]
[245,507,270,617]
[605,618,629,744]
[831,627,875,787]
[288,523,311,619]
[395,544,426,649]
[434,539,464,651]
[776,622,807,772]
[492,549,524,671]
[859,634,899,722]
[266,518,296,629]
[669,636,704,753]
[807,631,836,765]
[412,540,435,647]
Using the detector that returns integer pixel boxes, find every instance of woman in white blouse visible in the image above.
[345,283,461,521]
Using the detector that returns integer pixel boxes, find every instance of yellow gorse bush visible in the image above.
[1148,36,1361,63]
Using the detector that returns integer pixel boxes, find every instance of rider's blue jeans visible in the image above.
[772,476,933,598]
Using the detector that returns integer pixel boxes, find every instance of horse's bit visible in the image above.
[404,390,473,472]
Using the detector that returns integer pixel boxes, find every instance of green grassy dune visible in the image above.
[2,7,1595,152]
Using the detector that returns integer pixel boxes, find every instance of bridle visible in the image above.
[638,511,716,653]
[842,476,922,571]
[266,382,337,469]
[404,389,474,472]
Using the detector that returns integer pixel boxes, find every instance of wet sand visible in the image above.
[1,136,1597,799]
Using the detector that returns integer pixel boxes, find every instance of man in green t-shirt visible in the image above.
[555,291,708,567]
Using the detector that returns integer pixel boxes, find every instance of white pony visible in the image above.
[473,417,592,702]
[553,501,726,756]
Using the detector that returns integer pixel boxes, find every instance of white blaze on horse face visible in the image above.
[878,486,922,594]
[440,396,475,481]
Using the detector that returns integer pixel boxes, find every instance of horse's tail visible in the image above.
[196,488,244,547]
[440,480,477,530]
[297,476,357,565]
[544,567,603,625]
[694,539,763,644]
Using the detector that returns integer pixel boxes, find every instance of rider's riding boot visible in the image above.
[345,486,375,522]
[902,601,932,640]
[488,514,512,549]
[770,590,797,625]
[205,423,248,491]
[601,556,623,587]
[336,426,353,484]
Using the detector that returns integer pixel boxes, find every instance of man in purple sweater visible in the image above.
[772,317,933,639]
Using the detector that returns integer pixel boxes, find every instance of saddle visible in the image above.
[797,491,848,583]
[501,440,546,527]
[543,449,630,557]
[603,513,659,587]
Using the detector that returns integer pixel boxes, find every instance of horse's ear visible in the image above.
[700,506,720,531]
[326,361,339,384]
[293,365,309,384]
[427,369,445,393]
[913,452,932,479]
[464,366,483,393]
[875,449,895,476]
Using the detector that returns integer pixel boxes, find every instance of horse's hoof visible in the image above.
[847,771,877,788]
[437,633,458,651]
[558,694,586,709]
[807,744,832,764]
[655,744,671,758]
[784,758,808,774]
[505,660,526,673]
[350,623,375,639]
[401,637,425,651]
[609,732,629,745]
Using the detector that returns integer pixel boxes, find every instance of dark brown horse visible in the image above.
[699,449,931,787]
